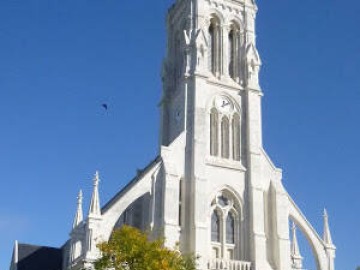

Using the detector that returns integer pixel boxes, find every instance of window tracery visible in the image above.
[210,192,240,260]
[209,96,241,162]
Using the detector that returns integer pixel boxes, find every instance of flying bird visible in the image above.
[102,103,108,110]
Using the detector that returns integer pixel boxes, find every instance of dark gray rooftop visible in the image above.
[16,243,62,270]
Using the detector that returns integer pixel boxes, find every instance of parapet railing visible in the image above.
[208,258,252,270]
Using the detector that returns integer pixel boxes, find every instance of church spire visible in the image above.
[89,171,101,217]
[290,222,303,270]
[323,209,334,247]
[72,190,83,228]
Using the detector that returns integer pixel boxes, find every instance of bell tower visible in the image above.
[160,0,262,148]
[159,0,268,269]
[158,1,334,270]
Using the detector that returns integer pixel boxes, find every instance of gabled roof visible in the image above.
[13,243,63,270]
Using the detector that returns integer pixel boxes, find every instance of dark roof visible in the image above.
[17,243,62,270]
[101,155,161,213]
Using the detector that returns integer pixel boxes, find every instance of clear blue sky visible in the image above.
[0,0,359,269]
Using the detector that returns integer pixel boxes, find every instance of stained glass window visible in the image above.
[211,211,220,242]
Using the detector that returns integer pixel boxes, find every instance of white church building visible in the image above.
[10,0,336,270]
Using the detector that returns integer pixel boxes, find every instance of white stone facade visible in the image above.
[66,1,336,270]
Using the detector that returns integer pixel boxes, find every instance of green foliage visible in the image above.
[356,267,360,270]
[94,225,197,270]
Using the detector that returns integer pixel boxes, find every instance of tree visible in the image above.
[94,225,197,270]
[356,267,360,270]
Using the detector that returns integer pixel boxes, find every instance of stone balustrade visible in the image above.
[208,258,252,270]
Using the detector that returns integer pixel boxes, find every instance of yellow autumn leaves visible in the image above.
[94,226,197,270]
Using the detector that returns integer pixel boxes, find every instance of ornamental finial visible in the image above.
[89,171,101,217]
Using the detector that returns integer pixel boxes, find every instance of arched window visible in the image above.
[229,30,235,79]
[210,96,241,162]
[226,213,235,244]
[232,113,240,161]
[228,24,240,81]
[209,23,215,73]
[210,108,218,156]
[211,211,221,242]
[210,191,241,261]
[221,116,230,159]
[209,17,221,76]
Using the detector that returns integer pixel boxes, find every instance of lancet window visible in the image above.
[232,113,241,161]
[210,108,219,156]
[211,211,221,242]
[211,192,240,260]
[209,17,221,76]
[226,213,235,244]
[221,116,230,159]
[228,23,240,81]
[210,96,241,162]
